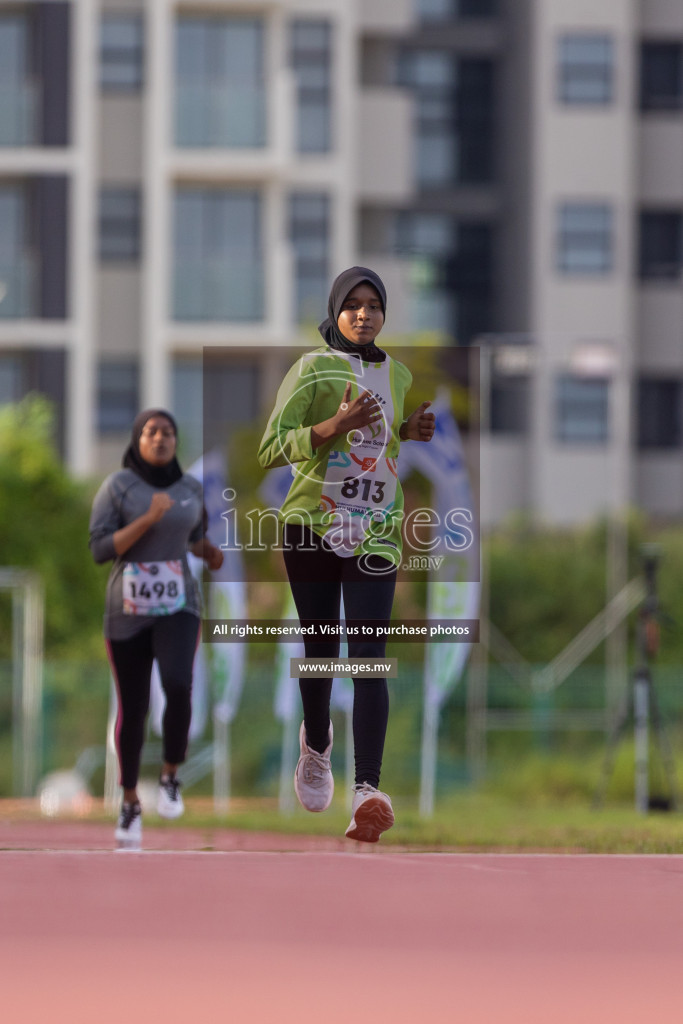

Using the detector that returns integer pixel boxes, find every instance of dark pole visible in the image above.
[634,545,660,813]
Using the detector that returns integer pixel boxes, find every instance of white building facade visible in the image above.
[1,0,682,526]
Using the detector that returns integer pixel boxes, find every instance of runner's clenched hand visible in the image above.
[334,383,384,433]
[400,402,435,442]
[146,492,175,523]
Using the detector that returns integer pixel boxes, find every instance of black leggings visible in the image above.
[106,611,200,790]
[282,524,397,788]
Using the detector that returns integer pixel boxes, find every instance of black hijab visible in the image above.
[123,408,184,489]
[318,266,387,363]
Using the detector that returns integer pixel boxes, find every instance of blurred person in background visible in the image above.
[259,267,435,841]
[89,410,223,848]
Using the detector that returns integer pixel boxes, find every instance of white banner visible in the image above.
[274,591,303,723]
[399,389,480,709]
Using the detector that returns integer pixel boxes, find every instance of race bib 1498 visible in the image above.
[122,561,186,616]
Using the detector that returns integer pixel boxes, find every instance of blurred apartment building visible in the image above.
[1,0,682,526]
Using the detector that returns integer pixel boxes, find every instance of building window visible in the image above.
[638,379,681,448]
[171,358,203,464]
[0,12,38,146]
[0,349,66,449]
[173,188,263,322]
[640,42,683,111]
[490,374,529,435]
[172,356,260,462]
[0,184,35,319]
[397,51,495,186]
[394,210,453,257]
[175,17,265,148]
[418,0,497,18]
[445,222,494,343]
[556,375,609,443]
[394,211,456,335]
[100,15,144,91]
[399,51,457,186]
[290,20,332,153]
[558,35,614,105]
[557,203,613,274]
[202,358,259,453]
[393,212,493,343]
[290,193,330,323]
[639,211,683,281]
[99,188,141,262]
[97,361,139,434]
[0,352,22,402]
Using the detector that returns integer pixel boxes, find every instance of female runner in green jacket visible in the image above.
[259,267,435,841]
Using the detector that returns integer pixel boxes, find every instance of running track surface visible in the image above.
[2,822,683,1024]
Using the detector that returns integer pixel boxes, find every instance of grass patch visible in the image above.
[112,791,683,854]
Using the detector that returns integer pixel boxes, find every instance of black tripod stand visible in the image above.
[594,545,678,812]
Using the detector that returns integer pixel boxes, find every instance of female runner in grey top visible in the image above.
[89,408,223,847]
[90,464,206,640]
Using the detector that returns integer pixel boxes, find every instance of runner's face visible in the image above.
[337,283,384,345]
[138,416,177,466]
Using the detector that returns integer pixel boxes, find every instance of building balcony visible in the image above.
[360,0,415,34]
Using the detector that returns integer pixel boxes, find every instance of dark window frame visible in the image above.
[172,186,264,322]
[98,187,141,263]
[290,191,330,323]
[0,180,39,318]
[290,19,333,154]
[639,210,683,281]
[174,15,266,149]
[392,211,494,344]
[97,359,140,434]
[640,41,683,112]
[557,202,614,275]
[396,50,495,186]
[490,373,530,435]
[556,374,610,444]
[558,33,615,106]
[100,14,144,92]
[417,0,497,19]
[0,348,66,451]
[0,8,43,146]
[637,377,682,449]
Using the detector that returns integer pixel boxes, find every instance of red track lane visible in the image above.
[2,844,683,1024]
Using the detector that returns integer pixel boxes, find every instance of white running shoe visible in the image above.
[157,774,185,819]
[345,782,394,843]
[294,721,334,812]
[115,801,142,850]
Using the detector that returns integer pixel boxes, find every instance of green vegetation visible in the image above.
[3,395,683,840]
[0,395,107,660]
[54,789,683,854]
[0,397,110,794]
[489,516,641,664]
[212,796,683,853]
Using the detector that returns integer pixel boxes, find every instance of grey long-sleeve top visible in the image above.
[89,469,204,640]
